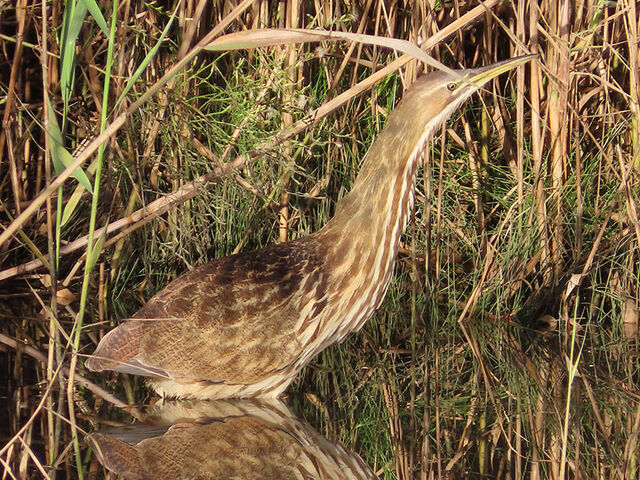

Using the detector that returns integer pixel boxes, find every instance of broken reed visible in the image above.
[0,1,638,479]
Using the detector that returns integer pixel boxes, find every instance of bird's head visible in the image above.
[388,55,536,149]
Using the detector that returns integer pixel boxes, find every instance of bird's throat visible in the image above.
[315,121,426,333]
[322,117,426,259]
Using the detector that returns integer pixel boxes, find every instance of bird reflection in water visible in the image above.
[88,399,376,480]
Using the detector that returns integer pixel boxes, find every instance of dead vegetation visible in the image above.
[1,0,639,478]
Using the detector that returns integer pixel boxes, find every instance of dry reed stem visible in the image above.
[0,333,127,409]
[2,0,639,478]
[0,0,498,282]
[382,379,409,480]
[0,0,257,249]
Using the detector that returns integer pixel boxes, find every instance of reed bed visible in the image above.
[0,0,638,478]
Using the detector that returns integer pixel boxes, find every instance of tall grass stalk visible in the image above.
[0,1,638,478]
[65,1,119,478]
[559,296,587,479]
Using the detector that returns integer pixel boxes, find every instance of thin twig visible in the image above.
[0,333,128,409]
[0,0,499,282]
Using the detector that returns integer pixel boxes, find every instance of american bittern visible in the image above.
[89,399,376,480]
[86,55,534,398]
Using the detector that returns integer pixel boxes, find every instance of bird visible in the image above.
[86,55,534,399]
[88,399,377,480]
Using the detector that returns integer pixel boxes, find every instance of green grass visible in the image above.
[1,1,640,478]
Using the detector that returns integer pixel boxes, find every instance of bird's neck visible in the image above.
[322,115,426,252]
[314,119,426,332]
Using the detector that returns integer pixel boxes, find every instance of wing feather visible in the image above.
[86,236,327,385]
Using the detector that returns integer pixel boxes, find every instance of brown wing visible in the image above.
[86,235,328,384]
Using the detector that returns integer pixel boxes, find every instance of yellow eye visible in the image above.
[447,82,457,91]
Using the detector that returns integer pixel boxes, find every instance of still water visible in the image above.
[89,398,376,479]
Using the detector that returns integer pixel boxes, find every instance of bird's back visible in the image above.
[86,234,331,398]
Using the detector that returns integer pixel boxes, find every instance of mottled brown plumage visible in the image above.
[86,56,534,398]
[88,399,376,480]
